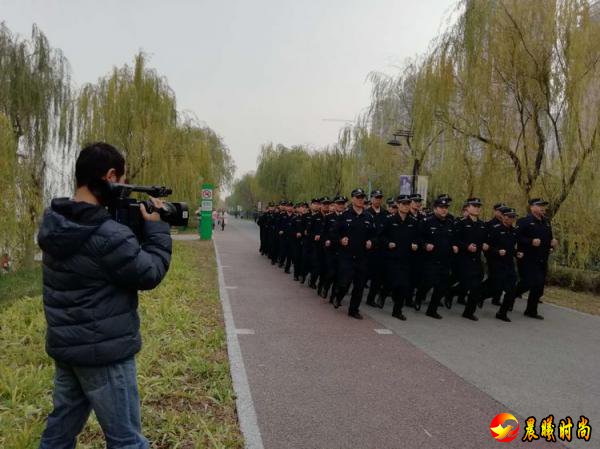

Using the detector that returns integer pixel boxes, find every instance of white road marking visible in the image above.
[214,240,265,449]
[236,328,255,335]
[423,428,433,438]
[374,328,393,335]
[226,286,238,289]
[221,265,231,268]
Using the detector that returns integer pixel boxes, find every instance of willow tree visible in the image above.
[433,0,600,215]
[367,61,446,192]
[77,53,234,207]
[163,119,235,206]
[0,23,74,266]
[0,113,18,257]
[77,52,178,183]
[227,172,260,212]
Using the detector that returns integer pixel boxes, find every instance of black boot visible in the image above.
[392,302,406,321]
[444,296,453,309]
[495,312,511,322]
[333,295,342,308]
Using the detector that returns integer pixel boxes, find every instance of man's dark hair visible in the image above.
[76,142,125,188]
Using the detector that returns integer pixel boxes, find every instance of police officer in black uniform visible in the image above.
[444,202,469,309]
[315,197,333,290]
[407,193,426,308]
[300,199,317,283]
[308,198,324,288]
[331,188,376,319]
[278,201,295,273]
[515,198,557,319]
[291,202,307,281]
[269,203,284,265]
[257,207,267,255]
[452,198,489,321]
[487,206,520,322]
[365,189,387,307]
[318,196,344,299]
[374,198,398,308]
[417,197,454,319]
[258,203,274,257]
[379,194,419,320]
[481,202,507,305]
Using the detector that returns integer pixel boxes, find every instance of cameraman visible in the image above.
[37,142,172,449]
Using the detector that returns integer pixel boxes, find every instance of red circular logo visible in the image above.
[490,413,520,443]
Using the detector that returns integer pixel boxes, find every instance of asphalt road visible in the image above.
[213,218,598,449]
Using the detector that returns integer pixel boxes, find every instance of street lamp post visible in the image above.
[387,129,418,194]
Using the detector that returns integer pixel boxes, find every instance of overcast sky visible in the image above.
[1,0,456,177]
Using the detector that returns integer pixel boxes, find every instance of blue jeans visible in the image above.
[39,357,148,449]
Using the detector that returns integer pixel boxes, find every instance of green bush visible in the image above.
[547,264,600,294]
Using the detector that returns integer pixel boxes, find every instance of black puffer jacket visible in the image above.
[37,198,172,366]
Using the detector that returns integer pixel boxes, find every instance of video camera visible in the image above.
[107,183,189,238]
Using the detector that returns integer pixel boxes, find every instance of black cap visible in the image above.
[409,193,423,202]
[311,198,321,204]
[333,195,347,203]
[396,194,412,204]
[499,206,517,217]
[268,202,275,207]
[320,196,332,204]
[434,198,451,207]
[351,188,366,198]
[437,193,452,202]
[493,202,506,210]
[465,197,483,206]
[528,198,549,206]
[371,189,383,198]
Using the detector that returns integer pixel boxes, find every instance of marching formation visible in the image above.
[256,189,557,322]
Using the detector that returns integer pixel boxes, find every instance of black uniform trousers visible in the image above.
[386,260,411,314]
[259,225,265,254]
[318,246,337,296]
[405,253,422,306]
[335,255,368,314]
[301,238,312,278]
[292,237,304,278]
[516,260,547,316]
[366,250,385,304]
[493,266,517,316]
[309,241,323,286]
[279,236,292,271]
[419,262,452,315]
[460,256,484,316]
[269,233,279,264]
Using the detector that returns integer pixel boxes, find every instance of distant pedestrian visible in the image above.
[220,210,227,231]
[212,210,218,230]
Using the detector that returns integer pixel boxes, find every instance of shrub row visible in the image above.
[547,264,600,295]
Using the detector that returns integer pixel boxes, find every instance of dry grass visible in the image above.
[543,286,600,316]
[0,240,243,449]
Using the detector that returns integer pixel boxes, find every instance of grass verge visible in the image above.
[0,264,42,309]
[544,286,600,316]
[0,240,243,449]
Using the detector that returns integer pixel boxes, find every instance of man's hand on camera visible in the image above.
[140,197,164,222]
